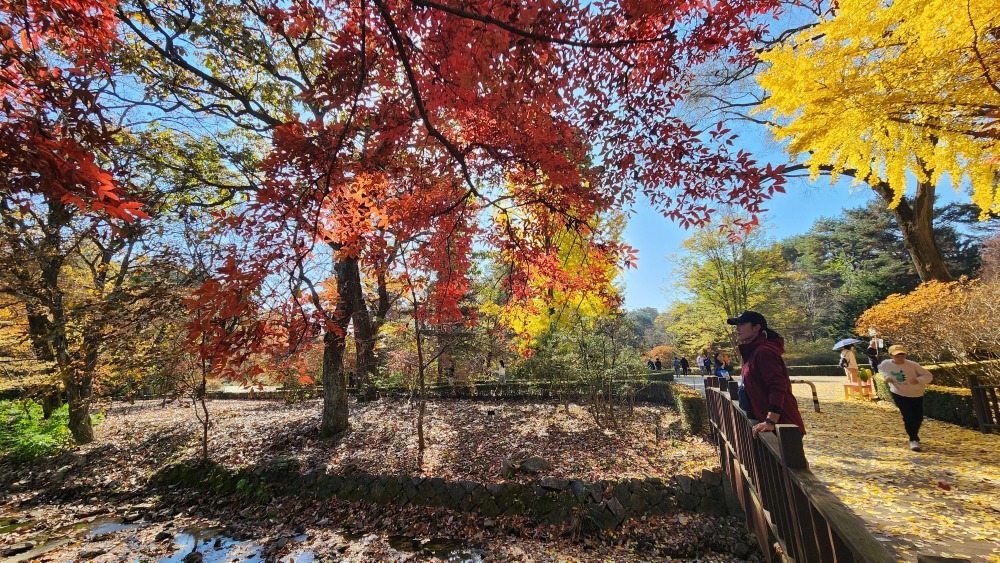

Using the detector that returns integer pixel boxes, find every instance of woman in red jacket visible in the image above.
[727,311,806,438]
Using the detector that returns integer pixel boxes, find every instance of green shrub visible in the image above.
[871,378,978,429]
[645,372,676,382]
[923,360,1000,388]
[787,365,842,377]
[923,386,978,428]
[672,384,707,435]
[0,400,74,460]
[634,381,674,404]
[784,340,842,366]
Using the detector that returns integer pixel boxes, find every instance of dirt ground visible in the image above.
[0,398,755,562]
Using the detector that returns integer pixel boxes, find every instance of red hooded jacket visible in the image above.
[738,331,806,435]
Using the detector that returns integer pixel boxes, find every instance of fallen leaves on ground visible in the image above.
[0,397,750,562]
[793,378,1000,563]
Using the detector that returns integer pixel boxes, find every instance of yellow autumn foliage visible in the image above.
[498,212,625,354]
[857,277,1000,385]
[756,0,1000,217]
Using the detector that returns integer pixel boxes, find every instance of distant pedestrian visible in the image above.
[497,359,507,384]
[879,345,933,452]
[714,351,732,380]
[672,357,681,376]
[840,344,859,384]
[654,358,662,371]
[680,356,690,376]
[647,358,656,371]
[865,339,880,374]
[702,354,713,375]
[696,354,705,375]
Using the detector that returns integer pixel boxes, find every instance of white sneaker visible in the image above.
[909,441,922,451]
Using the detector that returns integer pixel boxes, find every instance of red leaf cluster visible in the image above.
[184,0,796,372]
[1,0,147,221]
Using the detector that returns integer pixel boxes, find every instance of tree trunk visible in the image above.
[64,372,94,444]
[319,252,358,438]
[64,332,102,445]
[872,177,953,282]
[41,392,63,419]
[320,326,350,438]
[350,292,378,401]
[352,266,394,400]
[26,313,61,418]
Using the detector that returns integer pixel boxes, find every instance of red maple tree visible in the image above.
[1,0,146,220]
[118,0,791,435]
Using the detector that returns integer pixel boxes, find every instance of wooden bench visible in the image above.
[843,381,872,399]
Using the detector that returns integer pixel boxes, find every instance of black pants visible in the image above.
[891,392,924,442]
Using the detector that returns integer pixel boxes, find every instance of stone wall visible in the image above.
[152,459,738,530]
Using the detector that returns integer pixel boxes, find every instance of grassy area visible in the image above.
[0,400,102,460]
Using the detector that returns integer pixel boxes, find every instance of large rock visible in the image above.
[519,456,551,475]
[78,548,107,559]
[2,542,35,557]
[584,504,619,530]
[675,474,695,494]
[605,496,627,522]
[701,468,723,486]
[540,477,569,491]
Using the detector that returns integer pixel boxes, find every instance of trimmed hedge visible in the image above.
[872,377,978,428]
[646,373,677,382]
[787,365,842,377]
[672,384,708,435]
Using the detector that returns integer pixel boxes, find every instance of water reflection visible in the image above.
[3,512,484,562]
[159,527,264,562]
[387,536,485,562]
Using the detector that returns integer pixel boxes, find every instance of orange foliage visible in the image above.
[857,278,1000,385]
[647,345,676,364]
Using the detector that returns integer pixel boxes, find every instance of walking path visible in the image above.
[791,377,1000,562]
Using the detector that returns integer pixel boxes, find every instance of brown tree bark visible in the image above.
[27,313,62,418]
[870,175,953,282]
[319,251,357,438]
[350,287,378,401]
[351,266,393,400]
[64,372,95,444]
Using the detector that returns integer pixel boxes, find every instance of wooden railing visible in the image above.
[704,376,894,563]
[969,375,1000,434]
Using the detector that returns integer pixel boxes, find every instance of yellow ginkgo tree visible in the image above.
[755,0,1000,282]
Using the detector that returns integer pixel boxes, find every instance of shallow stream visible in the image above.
[2,513,485,562]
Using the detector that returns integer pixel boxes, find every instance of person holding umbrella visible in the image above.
[840,344,859,383]
[833,338,861,379]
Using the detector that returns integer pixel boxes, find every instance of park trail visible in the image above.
[790,378,1000,562]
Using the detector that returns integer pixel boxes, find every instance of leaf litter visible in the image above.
[793,378,1000,562]
[0,397,754,562]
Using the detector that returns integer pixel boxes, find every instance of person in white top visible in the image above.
[878,344,933,451]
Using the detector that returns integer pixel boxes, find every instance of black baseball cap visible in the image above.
[726,311,767,328]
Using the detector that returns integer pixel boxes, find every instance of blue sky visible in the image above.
[619,177,969,311]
